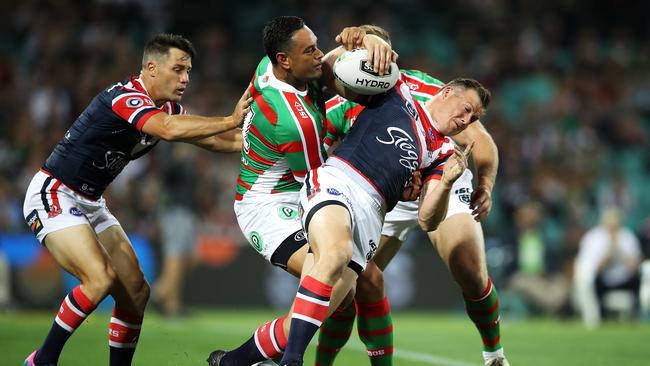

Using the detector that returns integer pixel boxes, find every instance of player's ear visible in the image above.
[146,60,156,76]
[276,52,291,71]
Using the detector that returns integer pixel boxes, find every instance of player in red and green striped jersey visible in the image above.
[316,25,509,366]
[207,17,397,366]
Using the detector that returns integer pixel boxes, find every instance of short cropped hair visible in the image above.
[263,16,305,64]
[446,78,491,109]
[359,24,391,45]
[142,33,196,69]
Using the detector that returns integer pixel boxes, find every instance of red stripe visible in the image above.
[311,168,320,192]
[482,335,501,348]
[38,169,99,201]
[58,296,86,329]
[283,92,323,170]
[249,124,277,151]
[235,193,243,201]
[356,297,391,318]
[301,276,332,296]
[466,298,500,317]
[274,316,287,350]
[343,105,365,127]
[135,109,162,131]
[251,84,278,126]
[277,140,305,153]
[291,170,307,179]
[325,96,344,110]
[358,325,394,338]
[294,297,329,322]
[72,286,96,312]
[237,176,252,190]
[49,180,63,213]
[255,320,281,358]
[477,316,501,331]
[247,149,276,166]
[367,345,394,358]
[280,172,297,182]
[401,73,442,96]
[243,164,265,175]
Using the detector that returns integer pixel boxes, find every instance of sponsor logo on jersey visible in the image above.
[241,110,255,154]
[455,188,472,205]
[294,230,306,242]
[293,101,309,119]
[307,187,320,200]
[48,204,63,218]
[366,239,378,261]
[376,127,419,172]
[250,231,263,252]
[126,97,144,108]
[326,188,342,196]
[360,60,392,78]
[26,210,43,235]
[406,81,419,91]
[92,151,128,173]
[404,100,418,120]
[69,207,83,216]
[278,206,298,220]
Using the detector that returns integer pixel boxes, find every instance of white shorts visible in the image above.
[299,165,384,274]
[381,169,474,241]
[234,192,307,270]
[23,170,120,243]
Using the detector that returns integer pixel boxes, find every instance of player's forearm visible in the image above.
[473,134,498,193]
[188,130,242,152]
[159,114,239,141]
[455,122,498,192]
[418,180,453,232]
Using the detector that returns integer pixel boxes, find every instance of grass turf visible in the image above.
[2,309,649,365]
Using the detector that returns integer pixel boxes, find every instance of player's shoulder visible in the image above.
[400,69,445,87]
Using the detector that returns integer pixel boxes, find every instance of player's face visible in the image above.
[155,47,192,102]
[287,26,324,82]
[436,87,483,136]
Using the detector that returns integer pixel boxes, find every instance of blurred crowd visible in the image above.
[1,0,649,319]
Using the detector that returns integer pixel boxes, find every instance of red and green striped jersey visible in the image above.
[325,69,445,145]
[236,56,331,200]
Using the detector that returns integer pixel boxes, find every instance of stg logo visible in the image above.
[375,127,419,172]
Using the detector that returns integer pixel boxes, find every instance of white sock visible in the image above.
[483,347,505,361]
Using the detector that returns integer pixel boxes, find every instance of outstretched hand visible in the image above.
[442,141,474,186]
[232,83,253,128]
[335,27,394,76]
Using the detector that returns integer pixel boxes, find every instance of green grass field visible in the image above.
[2,309,649,365]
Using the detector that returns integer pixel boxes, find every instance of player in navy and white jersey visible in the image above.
[22,33,250,366]
[278,77,490,366]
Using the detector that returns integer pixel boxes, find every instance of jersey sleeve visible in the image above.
[111,91,163,131]
[324,96,364,148]
[420,138,455,183]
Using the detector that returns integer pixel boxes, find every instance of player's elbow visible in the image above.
[158,115,184,141]
[418,216,439,233]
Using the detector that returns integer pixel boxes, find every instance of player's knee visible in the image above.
[356,265,385,302]
[320,242,353,269]
[82,264,117,298]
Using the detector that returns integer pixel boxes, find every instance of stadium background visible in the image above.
[1,0,649,325]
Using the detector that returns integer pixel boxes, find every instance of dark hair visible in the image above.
[446,78,491,109]
[142,33,196,68]
[359,24,391,45]
[263,16,305,65]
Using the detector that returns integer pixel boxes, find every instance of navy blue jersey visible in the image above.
[327,80,454,211]
[42,76,185,199]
